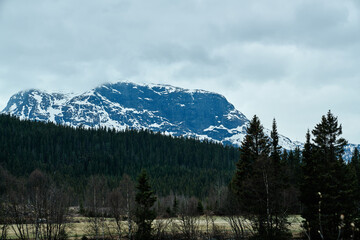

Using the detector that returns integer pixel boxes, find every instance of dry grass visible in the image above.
[1,215,304,239]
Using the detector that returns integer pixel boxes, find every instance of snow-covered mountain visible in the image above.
[0,82,316,151]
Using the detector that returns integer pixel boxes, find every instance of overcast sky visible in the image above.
[1,0,360,143]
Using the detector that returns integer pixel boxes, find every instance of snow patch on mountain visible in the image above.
[2,81,358,160]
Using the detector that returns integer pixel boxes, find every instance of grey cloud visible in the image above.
[140,44,217,65]
[1,0,360,142]
[217,0,360,50]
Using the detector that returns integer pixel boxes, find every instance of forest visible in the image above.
[0,111,359,240]
[0,114,239,197]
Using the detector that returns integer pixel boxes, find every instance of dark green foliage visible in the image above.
[283,148,302,214]
[270,119,281,166]
[196,200,204,215]
[232,116,291,240]
[350,148,360,184]
[0,114,239,197]
[350,148,360,232]
[172,196,179,216]
[134,170,157,240]
[232,115,269,196]
[232,115,270,208]
[286,148,301,185]
[312,111,347,161]
[165,206,172,217]
[300,130,320,239]
[300,111,359,240]
[267,119,291,239]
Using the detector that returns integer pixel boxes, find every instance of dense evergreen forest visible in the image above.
[0,114,239,197]
[1,111,359,240]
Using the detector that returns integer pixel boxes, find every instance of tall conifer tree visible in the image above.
[270,118,281,166]
[232,116,291,239]
[300,111,358,240]
[300,130,319,239]
[270,119,290,238]
[232,115,269,195]
[134,170,157,240]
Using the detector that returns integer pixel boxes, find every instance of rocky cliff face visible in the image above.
[0,82,304,150]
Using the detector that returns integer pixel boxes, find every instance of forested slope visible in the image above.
[0,114,239,197]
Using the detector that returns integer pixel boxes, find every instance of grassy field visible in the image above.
[2,215,304,239]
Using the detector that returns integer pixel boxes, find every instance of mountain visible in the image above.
[1,82,303,151]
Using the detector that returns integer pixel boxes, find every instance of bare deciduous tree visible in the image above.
[6,169,69,240]
[84,175,109,240]
[152,218,173,240]
[0,166,12,240]
[222,189,247,240]
[177,197,200,240]
[37,186,69,240]
[108,174,135,239]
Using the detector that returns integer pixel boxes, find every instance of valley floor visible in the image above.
[2,215,304,239]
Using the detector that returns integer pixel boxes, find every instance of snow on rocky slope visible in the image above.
[0,82,332,153]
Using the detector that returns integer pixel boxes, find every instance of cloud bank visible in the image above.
[0,0,359,142]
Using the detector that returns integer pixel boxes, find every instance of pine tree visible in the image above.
[271,118,281,166]
[348,148,360,239]
[231,115,270,233]
[313,111,347,239]
[232,116,291,239]
[300,111,358,240]
[300,130,320,239]
[134,170,157,240]
[312,111,347,162]
[337,159,359,239]
[232,115,270,195]
[197,200,204,215]
[269,119,290,239]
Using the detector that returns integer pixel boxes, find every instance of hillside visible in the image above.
[1,82,301,150]
[0,114,239,197]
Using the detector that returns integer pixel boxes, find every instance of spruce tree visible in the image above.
[269,119,290,239]
[300,111,358,240]
[337,158,359,239]
[134,170,157,240]
[232,115,270,221]
[313,111,347,239]
[348,148,360,238]
[232,116,291,239]
[197,200,204,215]
[270,118,281,166]
[300,130,319,239]
[232,115,269,195]
[312,111,347,162]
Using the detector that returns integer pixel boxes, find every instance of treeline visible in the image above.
[0,114,239,197]
[0,167,241,240]
[1,111,360,240]
[230,111,360,240]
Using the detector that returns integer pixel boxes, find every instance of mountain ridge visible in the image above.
[0,82,333,153]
